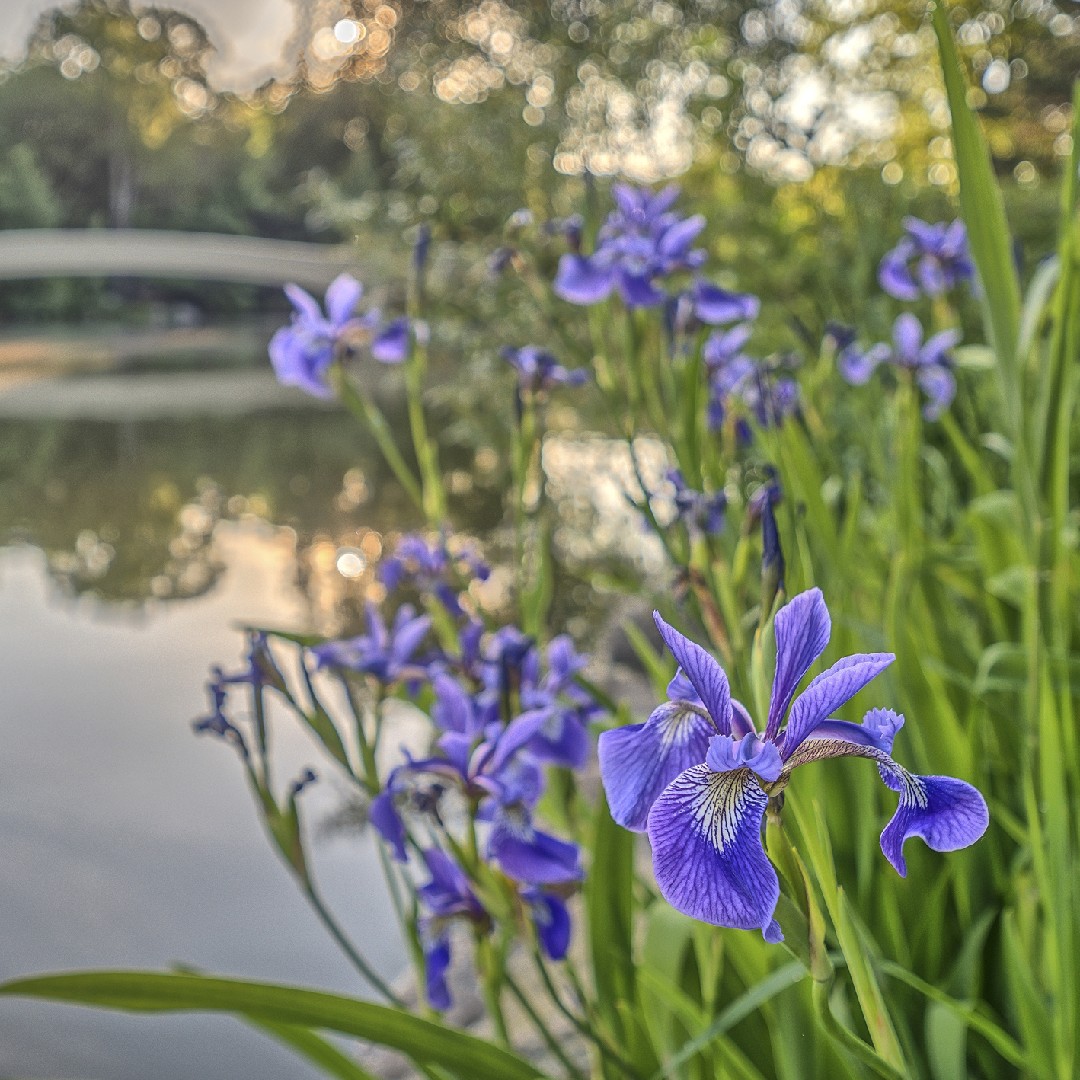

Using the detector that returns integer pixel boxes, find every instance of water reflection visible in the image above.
[0,364,674,1077]
[0,527,402,1080]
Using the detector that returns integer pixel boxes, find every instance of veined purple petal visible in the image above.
[667,670,702,705]
[647,764,781,941]
[372,318,410,363]
[598,701,716,831]
[488,812,582,884]
[324,273,363,326]
[730,699,757,737]
[369,790,408,862]
[554,254,615,305]
[780,652,895,758]
[765,588,830,741]
[653,612,732,734]
[879,770,989,876]
[779,736,989,877]
[705,733,782,782]
[804,707,904,754]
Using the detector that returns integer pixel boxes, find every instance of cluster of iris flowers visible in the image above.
[198,530,599,1010]
[200,180,989,1013]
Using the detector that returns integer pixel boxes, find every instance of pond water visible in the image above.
[0,364,416,1077]
[0,345,664,1078]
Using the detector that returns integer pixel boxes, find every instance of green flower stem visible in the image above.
[504,971,588,1080]
[404,337,447,523]
[894,375,923,559]
[476,934,511,1047]
[332,367,426,517]
[300,880,405,1008]
[531,952,641,1080]
[810,978,906,1080]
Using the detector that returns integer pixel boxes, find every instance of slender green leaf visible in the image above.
[0,972,544,1080]
[250,1020,380,1080]
[647,961,807,1080]
[931,1,1021,403]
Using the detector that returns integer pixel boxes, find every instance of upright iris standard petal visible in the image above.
[324,274,363,326]
[598,700,717,831]
[765,587,830,740]
[917,365,956,420]
[647,765,781,942]
[653,612,732,733]
[780,652,895,758]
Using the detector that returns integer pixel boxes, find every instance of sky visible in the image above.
[0,0,301,91]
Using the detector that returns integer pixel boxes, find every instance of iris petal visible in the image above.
[554,254,615,305]
[598,701,716,831]
[765,587,830,740]
[653,612,733,733]
[780,652,894,758]
[647,764,780,941]
[878,770,990,877]
[324,273,363,326]
[780,735,989,877]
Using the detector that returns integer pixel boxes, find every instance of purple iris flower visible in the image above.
[878,218,973,302]
[708,345,800,432]
[554,184,707,308]
[521,886,572,960]
[417,848,488,1010]
[502,346,589,394]
[381,532,490,617]
[372,698,580,883]
[840,314,959,420]
[268,274,411,398]
[666,468,726,538]
[191,679,248,758]
[599,589,988,941]
[309,603,432,684]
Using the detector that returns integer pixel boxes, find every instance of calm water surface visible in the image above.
[0,524,403,1080]
[0,352,657,1079]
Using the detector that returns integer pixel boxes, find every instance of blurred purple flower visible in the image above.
[839,314,959,420]
[268,274,410,398]
[878,218,972,301]
[665,468,726,538]
[309,603,432,684]
[502,346,589,394]
[554,184,707,308]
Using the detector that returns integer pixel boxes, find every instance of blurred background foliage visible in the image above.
[0,0,1075,321]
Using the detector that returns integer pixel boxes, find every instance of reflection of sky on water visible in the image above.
[0,524,402,1080]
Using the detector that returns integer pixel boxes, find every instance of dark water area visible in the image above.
[0,355,662,1078]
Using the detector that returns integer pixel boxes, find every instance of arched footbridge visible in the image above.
[0,229,396,289]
